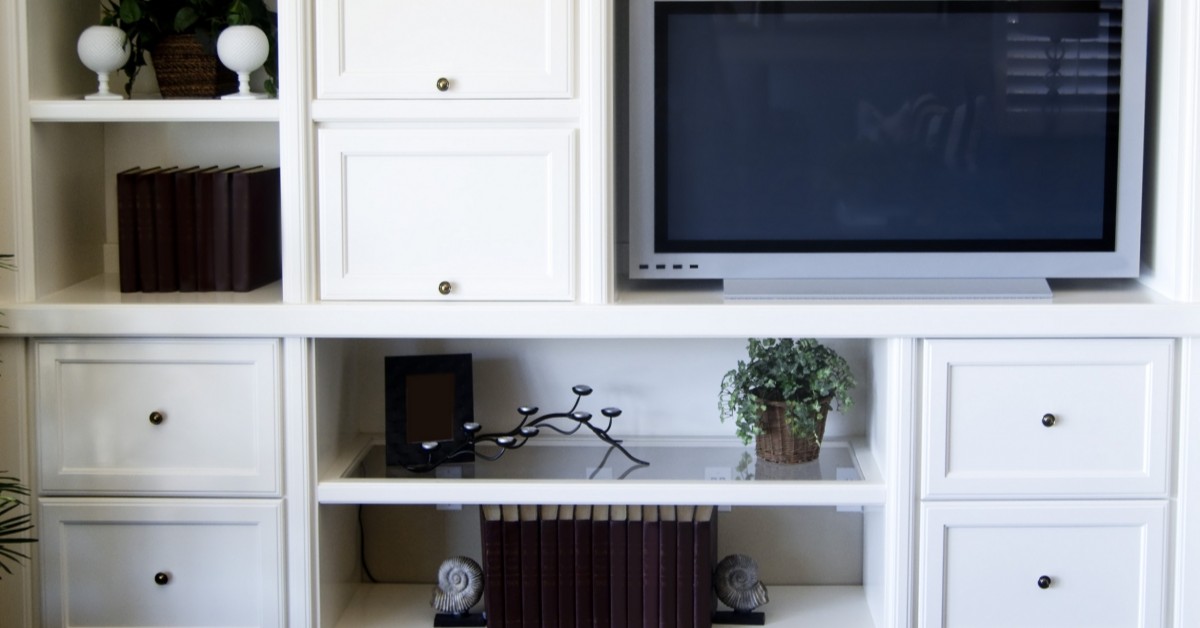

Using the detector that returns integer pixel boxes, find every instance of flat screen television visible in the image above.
[627,0,1148,298]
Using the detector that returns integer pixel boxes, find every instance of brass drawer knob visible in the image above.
[154,572,170,586]
[436,77,450,92]
[438,281,452,296]
[1037,575,1052,589]
[1041,413,1056,427]
[149,411,165,426]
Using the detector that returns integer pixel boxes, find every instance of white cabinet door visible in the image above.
[40,499,284,627]
[318,127,575,301]
[922,339,1173,499]
[920,502,1167,628]
[35,339,281,496]
[315,0,574,99]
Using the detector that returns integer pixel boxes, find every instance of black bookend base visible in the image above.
[713,610,767,625]
[433,613,487,627]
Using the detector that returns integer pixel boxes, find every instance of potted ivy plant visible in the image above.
[719,338,856,464]
[0,473,34,579]
[101,0,278,98]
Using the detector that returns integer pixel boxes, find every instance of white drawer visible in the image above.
[922,339,1173,498]
[315,0,574,99]
[40,499,283,627]
[35,339,281,496]
[317,127,575,301]
[920,502,1167,628]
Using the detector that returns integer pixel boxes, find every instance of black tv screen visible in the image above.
[654,0,1123,253]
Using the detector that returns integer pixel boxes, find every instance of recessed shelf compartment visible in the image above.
[318,437,884,507]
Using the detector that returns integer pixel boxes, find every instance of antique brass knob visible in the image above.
[1041,413,1056,427]
[436,77,450,92]
[1037,575,1052,589]
[438,281,452,295]
[149,411,165,426]
[154,572,170,585]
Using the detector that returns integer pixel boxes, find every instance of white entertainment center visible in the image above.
[1,1,1198,627]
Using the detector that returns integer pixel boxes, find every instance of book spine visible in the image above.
[211,168,235,291]
[591,505,610,628]
[230,167,282,292]
[115,167,141,292]
[609,505,628,628]
[557,506,576,628]
[676,505,696,628]
[659,506,677,628]
[626,506,644,627]
[480,506,506,628]
[573,505,593,627]
[539,506,559,624]
[153,168,180,292]
[174,168,200,292]
[134,169,159,292]
[520,505,540,628]
[502,505,523,628]
[642,508,660,628]
[693,506,717,628]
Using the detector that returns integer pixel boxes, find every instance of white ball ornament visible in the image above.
[216,25,270,100]
[76,25,130,100]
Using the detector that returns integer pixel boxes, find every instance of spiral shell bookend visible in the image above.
[431,556,485,615]
[714,553,770,612]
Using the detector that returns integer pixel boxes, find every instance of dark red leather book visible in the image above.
[519,505,540,628]
[609,505,628,628]
[693,506,717,628]
[556,505,576,628]
[573,505,593,627]
[210,165,248,291]
[115,166,147,292]
[658,506,677,628]
[134,167,172,292]
[641,505,660,628]
[195,165,239,291]
[675,505,696,628]
[154,166,197,292]
[480,505,506,628]
[539,505,559,624]
[230,166,281,292]
[591,505,611,628]
[501,505,523,628]
[174,166,216,292]
[625,505,644,627]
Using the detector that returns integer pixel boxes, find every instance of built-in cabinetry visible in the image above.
[1,1,1199,627]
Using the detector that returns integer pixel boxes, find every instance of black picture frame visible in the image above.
[384,353,475,468]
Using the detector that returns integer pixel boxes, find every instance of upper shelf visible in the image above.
[317,438,884,507]
[28,99,280,122]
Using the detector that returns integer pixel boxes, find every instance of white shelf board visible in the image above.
[317,436,886,508]
[29,98,280,122]
[334,583,877,628]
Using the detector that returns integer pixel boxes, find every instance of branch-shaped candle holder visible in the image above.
[403,385,650,474]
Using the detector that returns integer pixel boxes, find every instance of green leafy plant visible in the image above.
[0,473,34,579]
[100,0,278,96]
[718,338,856,446]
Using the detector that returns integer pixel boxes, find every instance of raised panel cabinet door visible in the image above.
[315,0,574,98]
[35,339,281,496]
[919,502,1167,628]
[40,499,284,627]
[318,127,575,301]
[922,338,1173,499]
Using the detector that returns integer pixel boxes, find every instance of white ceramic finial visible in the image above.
[216,25,270,100]
[77,25,130,100]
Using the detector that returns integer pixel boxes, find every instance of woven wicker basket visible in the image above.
[754,400,829,464]
[151,34,237,98]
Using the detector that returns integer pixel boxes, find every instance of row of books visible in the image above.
[116,165,282,293]
[479,504,717,628]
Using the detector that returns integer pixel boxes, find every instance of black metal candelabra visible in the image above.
[403,385,650,474]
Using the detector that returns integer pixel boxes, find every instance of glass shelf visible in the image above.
[318,438,885,507]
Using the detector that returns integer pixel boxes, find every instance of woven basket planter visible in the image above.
[754,400,829,464]
[151,34,237,98]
